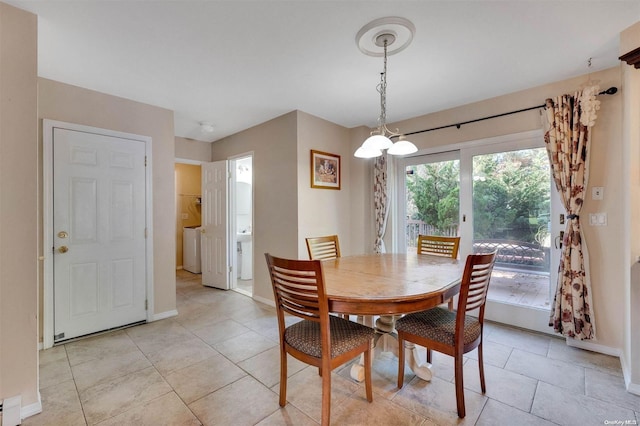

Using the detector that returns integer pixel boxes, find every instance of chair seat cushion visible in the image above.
[395,307,481,347]
[285,316,375,359]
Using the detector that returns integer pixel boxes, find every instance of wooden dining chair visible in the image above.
[305,235,341,261]
[417,234,461,259]
[306,235,352,320]
[265,253,374,426]
[417,235,461,310]
[396,251,497,418]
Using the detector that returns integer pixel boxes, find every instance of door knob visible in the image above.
[58,246,69,253]
[200,228,206,234]
[58,231,68,238]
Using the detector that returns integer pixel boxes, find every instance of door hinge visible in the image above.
[229,266,233,273]
[144,228,148,238]
[145,300,148,310]
[145,156,147,167]
[54,332,65,340]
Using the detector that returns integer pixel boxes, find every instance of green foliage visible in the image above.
[406,148,551,245]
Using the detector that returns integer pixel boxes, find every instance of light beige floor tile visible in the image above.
[164,353,246,404]
[191,318,251,345]
[237,346,308,388]
[242,315,281,341]
[585,369,640,412]
[254,404,318,426]
[476,399,555,426]
[39,345,68,365]
[548,338,623,377]
[531,381,637,425]
[126,320,194,355]
[146,336,218,376]
[485,325,551,356]
[22,379,86,426]
[65,331,138,367]
[464,339,513,369]
[391,375,487,425]
[189,375,280,426]
[95,392,201,426]
[505,349,585,393]
[212,329,277,363]
[275,366,362,424]
[71,348,151,392]
[175,307,230,331]
[80,366,172,425]
[39,351,73,390]
[463,359,537,411]
[331,390,426,425]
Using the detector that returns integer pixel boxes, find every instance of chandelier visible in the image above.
[354,18,418,159]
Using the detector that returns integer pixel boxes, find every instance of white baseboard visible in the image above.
[565,338,620,357]
[37,342,43,351]
[176,266,183,270]
[620,352,640,396]
[252,294,274,308]
[150,309,178,321]
[20,392,42,421]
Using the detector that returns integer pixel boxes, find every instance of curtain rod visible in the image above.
[400,87,618,138]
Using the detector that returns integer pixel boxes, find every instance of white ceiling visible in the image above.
[7,1,640,143]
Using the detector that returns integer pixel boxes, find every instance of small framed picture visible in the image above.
[310,150,341,190]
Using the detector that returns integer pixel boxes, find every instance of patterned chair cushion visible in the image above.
[395,307,481,347]
[285,316,375,359]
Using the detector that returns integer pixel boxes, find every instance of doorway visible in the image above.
[230,155,253,296]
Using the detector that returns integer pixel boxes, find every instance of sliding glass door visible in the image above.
[402,151,460,250]
[396,131,563,334]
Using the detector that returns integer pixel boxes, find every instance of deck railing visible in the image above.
[406,220,549,273]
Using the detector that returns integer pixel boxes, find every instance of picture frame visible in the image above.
[310,149,341,190]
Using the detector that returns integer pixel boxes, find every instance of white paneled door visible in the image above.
[201,160,230,290]
[53,128,147,342]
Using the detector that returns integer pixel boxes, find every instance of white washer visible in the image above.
[183,226,201,273]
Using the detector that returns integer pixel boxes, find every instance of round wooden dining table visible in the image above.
[321,253,465,381]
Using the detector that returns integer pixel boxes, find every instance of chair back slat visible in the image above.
[417,235,460,259]
[457,251,497,315]
[266,254,328,325]
[306,235,341,260]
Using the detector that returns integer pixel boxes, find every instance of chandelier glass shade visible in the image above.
[354,30,417,158]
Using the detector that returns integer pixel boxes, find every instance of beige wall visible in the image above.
[38,78,177,319]
[175,164,202,267]
[296,111,354,257]
[0,2,39,407]
[620,22,640,390]
[211,112,298,302]
[175,136,212,162]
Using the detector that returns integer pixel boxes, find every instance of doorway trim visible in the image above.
[43,120,154,349]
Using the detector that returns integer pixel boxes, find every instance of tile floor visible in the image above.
[20,270,639,425]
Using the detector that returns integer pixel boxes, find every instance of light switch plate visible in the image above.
[181,213,189,220]
[592,187,604,200]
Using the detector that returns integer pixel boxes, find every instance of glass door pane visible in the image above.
[472,148,552,309]
[404,154,460,252]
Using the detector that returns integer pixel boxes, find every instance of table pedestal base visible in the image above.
[349,315,433,382]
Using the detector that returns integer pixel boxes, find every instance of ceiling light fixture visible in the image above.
[354,17,418,159]
[199,121,215,134]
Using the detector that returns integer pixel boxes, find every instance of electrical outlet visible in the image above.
[592,187,604,200]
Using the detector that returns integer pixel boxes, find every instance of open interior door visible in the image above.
[201,160,230,289]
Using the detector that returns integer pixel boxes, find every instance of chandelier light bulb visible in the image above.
[388,139,418,155]
[362,134,393,150]
[354,146,383,158]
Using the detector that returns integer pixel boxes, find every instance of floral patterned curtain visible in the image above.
[543,85,600,340]
[373,155,389,253]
